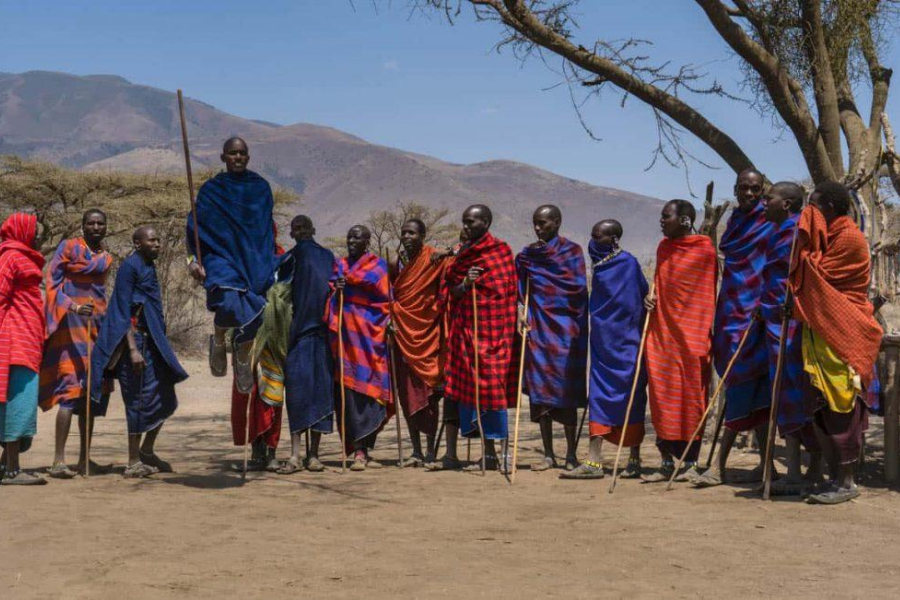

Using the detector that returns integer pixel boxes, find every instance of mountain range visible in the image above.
[0,70,664,257]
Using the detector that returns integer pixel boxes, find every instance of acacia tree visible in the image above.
[414,0,900,289]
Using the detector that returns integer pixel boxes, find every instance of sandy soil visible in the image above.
[2,359,899,599]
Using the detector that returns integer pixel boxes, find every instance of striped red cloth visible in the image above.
[326,253,393,404]
[0,213,46,403]
[39,237,112,410]
[442,232,517,411]
[790,207,882,386]
[646,235,717,442]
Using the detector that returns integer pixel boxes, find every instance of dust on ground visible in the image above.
[2,360,899,599]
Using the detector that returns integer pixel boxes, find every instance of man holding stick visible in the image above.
[515,205,587,472]
[327,225,393,471]
[759,182,823,496]
[390,219,445,468]
[694,169,775,487]
[186,137,283,470]
[40,209,113,478]
[643,200,718,482]
[276,216,336,474]
[440,205,516,472]
[790,181,882,504]
[562,220,648,480]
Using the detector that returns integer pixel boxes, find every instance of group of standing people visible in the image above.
[0,136,883,505]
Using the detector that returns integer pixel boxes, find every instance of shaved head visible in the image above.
[223,136,248,153]
[595,219,623,239]
[348,224,371,240]
[464,204,493,226]
[770,182,805,207]
[534,204,561,221]
[132,224,156,244]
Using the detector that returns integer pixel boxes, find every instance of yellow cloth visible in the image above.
[257,345,284,407]
[802,325,860,413]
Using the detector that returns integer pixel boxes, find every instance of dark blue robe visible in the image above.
[587,242,649,431]
[90,252,187,434]
[281,239,336,434]
[187,170,278,341]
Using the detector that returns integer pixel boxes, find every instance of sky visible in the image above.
[1,0,898,203]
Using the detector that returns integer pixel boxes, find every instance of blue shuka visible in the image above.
[281,239,336,435]
[515,236,588,417]
[587,242,649,432]
[91,252,188,434]
[187,171,279,339]
[713,201,774,429]
[759,213,808,435]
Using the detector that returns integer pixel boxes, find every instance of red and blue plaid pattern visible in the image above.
[326,253,392,405]
[515,236,588,409]
[442,232,517,412]
[759,214,807,434]
[713,201,774,384]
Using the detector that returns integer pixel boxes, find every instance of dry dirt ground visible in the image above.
[2,359,900,599]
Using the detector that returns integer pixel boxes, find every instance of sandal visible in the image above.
[305,456,325,472]
[621,459,642,479]
[769,477,808,497]
[0,470,48,485]
[49,463,78,479]
[424,456,462,472]
[559,460,604,480]
[277,457,304,475]
[123,462,159,479]
[692,468,724,488]
[807,484,860,505]
[564,456,580,472]
[350,455,367,472]
[140,452,174,473]
[674,463,701,483]
[209,335,227,377]
[402,454,425,468]
[463,455,499,472]
[531,456,557,472]
[642,463,675,483]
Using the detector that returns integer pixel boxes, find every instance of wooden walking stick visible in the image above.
[762,222,802,500]
[338,289,348,473]
[472,285,487,476]
[511,279,531,484]
[177,90,202,269]
[388,334,404,467]
[242,351,252,480]
[84,310,94,478]
[609,282,655,494]
[666,322,754,491]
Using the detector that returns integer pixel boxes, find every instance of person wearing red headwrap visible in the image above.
[0,213,47,485]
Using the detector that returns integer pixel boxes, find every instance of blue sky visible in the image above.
[1,0,898,202]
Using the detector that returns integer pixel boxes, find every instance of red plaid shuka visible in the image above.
[442,232,517,411]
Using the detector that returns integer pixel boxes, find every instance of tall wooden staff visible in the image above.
[388,334,404,467]
[609,283,655,494]
[666,323,754,490]
[84,308,94,478]
[472,285,487,475]
[762,222,802,500]
[511,278,531,484]
[242,360,252,480]
[338,290,348,473]
[177,90,202,269]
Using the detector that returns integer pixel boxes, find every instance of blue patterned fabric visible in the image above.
[713,201,774,384]
[759,214,808,434]
[587,242,649,429]
[515,236,588,410]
